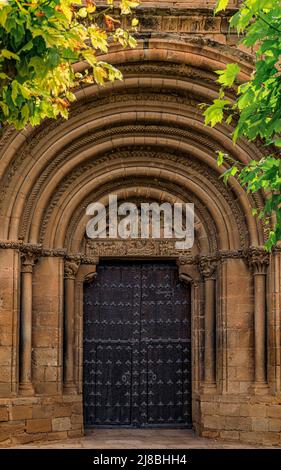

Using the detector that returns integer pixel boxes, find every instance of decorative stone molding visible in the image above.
[80,255,100,265]
[177,255,197,265]
[86,238,192,258]
[43,143,248,250]
[64,260,80,280]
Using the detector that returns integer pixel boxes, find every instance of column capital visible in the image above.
[199,257,218,279]
[21,251,38,273]
[64,260,80,280]
[247,247,269,275]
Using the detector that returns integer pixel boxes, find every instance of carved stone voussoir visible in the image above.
[247,247,270,275]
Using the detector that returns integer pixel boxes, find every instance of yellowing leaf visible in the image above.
[1,49,20,60]
[214,0,230,14]
[93,65,107,85]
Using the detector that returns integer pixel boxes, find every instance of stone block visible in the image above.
[220,430,240,441]
[47,431,68,441]
[33,348,58,366]
[52,417,71,432]
[203,415,223,429]
[12,433,46,445]
[0,365,11,383]
[0,407,8,422]
[0,423,25,442]
[262,432,280,446]
[53,406,72,418]
[252,418,269,432]
[44,366,58,382]
[9,405,33,421]
[249,405,267,418]
[33,330,58,348]
[267,405,281,419]
[239,431,264,444]
[268,418,281,432]
[32,405,52,419]
[224,416,252,431]
[219,403,240,417]
[26,419,52,433]
[67,429,84,438]
[201,430,220,439]
[71,414,83,425]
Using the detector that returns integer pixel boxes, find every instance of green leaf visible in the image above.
[203,99,230,127]
[216,150,225,166]
[216,63,240,88]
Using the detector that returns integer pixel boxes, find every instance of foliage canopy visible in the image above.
[0,0,139,128]
[203,0,281,250]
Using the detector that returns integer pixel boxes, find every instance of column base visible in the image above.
[64,382,77,395]
[19,382,35,396]
[251,382,269,395]
[201,382,217,394]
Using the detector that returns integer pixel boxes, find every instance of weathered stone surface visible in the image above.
[0,407,8,422]
[52,417,71,432]
[26,419,52,434]
[9,406,33,421]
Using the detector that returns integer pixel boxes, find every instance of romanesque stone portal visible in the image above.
[0,1,281,446]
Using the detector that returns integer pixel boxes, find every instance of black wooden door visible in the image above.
[83,261,191,428]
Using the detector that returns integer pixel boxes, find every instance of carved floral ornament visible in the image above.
[20,250,38,273]
[247,247,270,275]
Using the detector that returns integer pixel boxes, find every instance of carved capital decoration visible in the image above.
[247,247,270,275]
[64,260,80,280]
[199,257,218,279]
[21,251,38,274]
[84,272,97,285]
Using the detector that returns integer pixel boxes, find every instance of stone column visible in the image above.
[248,248,269,393]
[19,252,37,395]
[64,259,80,394]
[199,258,217,390]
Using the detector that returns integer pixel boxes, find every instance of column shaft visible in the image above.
[19,254,36,395]
[64,277,75,390]
[204,278,216,384]
[254,273,267,384]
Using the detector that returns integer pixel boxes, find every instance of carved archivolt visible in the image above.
[39,148,248,251]
[0,46,269,251]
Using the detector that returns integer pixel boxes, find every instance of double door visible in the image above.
[83,261,192,427]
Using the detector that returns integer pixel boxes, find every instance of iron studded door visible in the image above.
[83,262,191,427]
